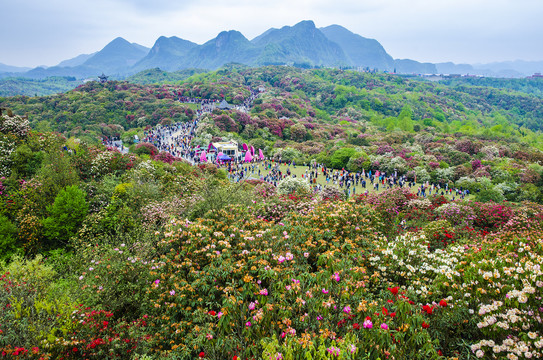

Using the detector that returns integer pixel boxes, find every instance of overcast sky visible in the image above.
[2,0,542,68]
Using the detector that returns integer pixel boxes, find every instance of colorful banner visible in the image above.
[244,151,253,162]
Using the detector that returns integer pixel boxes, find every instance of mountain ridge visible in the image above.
[2,21,542,79]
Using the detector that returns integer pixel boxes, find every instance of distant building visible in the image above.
[212,140,239,157]
[98,73,108,83]
[218,100,233,110]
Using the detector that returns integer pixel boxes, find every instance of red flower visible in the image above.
[422,322,430,329]
[233,357,238,360]
[382,307,388,315]
[73,347,78,352]
[387,286,399,295]
[389,312,396,318]
[199,352,205,358]
[209,310,216,316]
[422,304,434,314]
[353,323,360,330]
[439,299,447,307]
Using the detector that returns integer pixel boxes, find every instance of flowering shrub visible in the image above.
[276,177,310,195]
[0,134,15,178]
[0,256,78,357]
[140,201,389,358]
[422,219,456,251]
[435,202,476,228]
[253,181,277,198]
[450,229,543,359]
[319,186,344,201]
[0,114,30,138]
[468,202,514,232]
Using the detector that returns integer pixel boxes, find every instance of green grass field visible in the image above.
[237,162,470,201]
[180,102,200,110]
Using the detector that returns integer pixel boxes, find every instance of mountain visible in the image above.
[57,53,97,67]
[473,60,543,77]
[8,21,541,84]
[133,36,198,72]
[189,30,260,69]
[394,59,437,74]
[320,25,395,71]
[23,65,97,79]
[18,38,149,79]
[0,63,31,73]
[252,20,349,67]
[81,37,149,73]
[435,62,477,75]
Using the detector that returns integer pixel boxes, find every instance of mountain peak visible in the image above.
[106,37,131,48]
[320,24,395,70]
[293,20,316,29]
[215,30,247,41]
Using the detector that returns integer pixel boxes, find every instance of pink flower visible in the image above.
[322,289,329,294]
[363,319,373,329]
[333,272,340,282]
[249,302,256,310]
[246,321,252,327]
[304,252,309,258]
[217,312,223,319]
[381,323,388,330]
[343,306,351,314]
[169,290,175,296]
[260,289,268,296]
[277,256,286,263]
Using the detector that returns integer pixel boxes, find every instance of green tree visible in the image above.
[398,106,414,132]
[0,215,19,262]
[36,151,79,205]
[42,185,88,248]
[329,147,357,169]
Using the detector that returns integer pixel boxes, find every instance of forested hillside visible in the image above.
[1,66,543,359]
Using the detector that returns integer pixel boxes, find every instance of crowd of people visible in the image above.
[219,159,471,200]
[101,136,128,153]
[117,89,472,200]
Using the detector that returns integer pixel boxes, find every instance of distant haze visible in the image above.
[2,0,542,68]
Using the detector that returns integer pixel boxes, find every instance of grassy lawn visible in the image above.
[238,162,470,201]
[180,102,200,110]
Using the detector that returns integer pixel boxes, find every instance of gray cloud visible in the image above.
[1,0,542,67]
